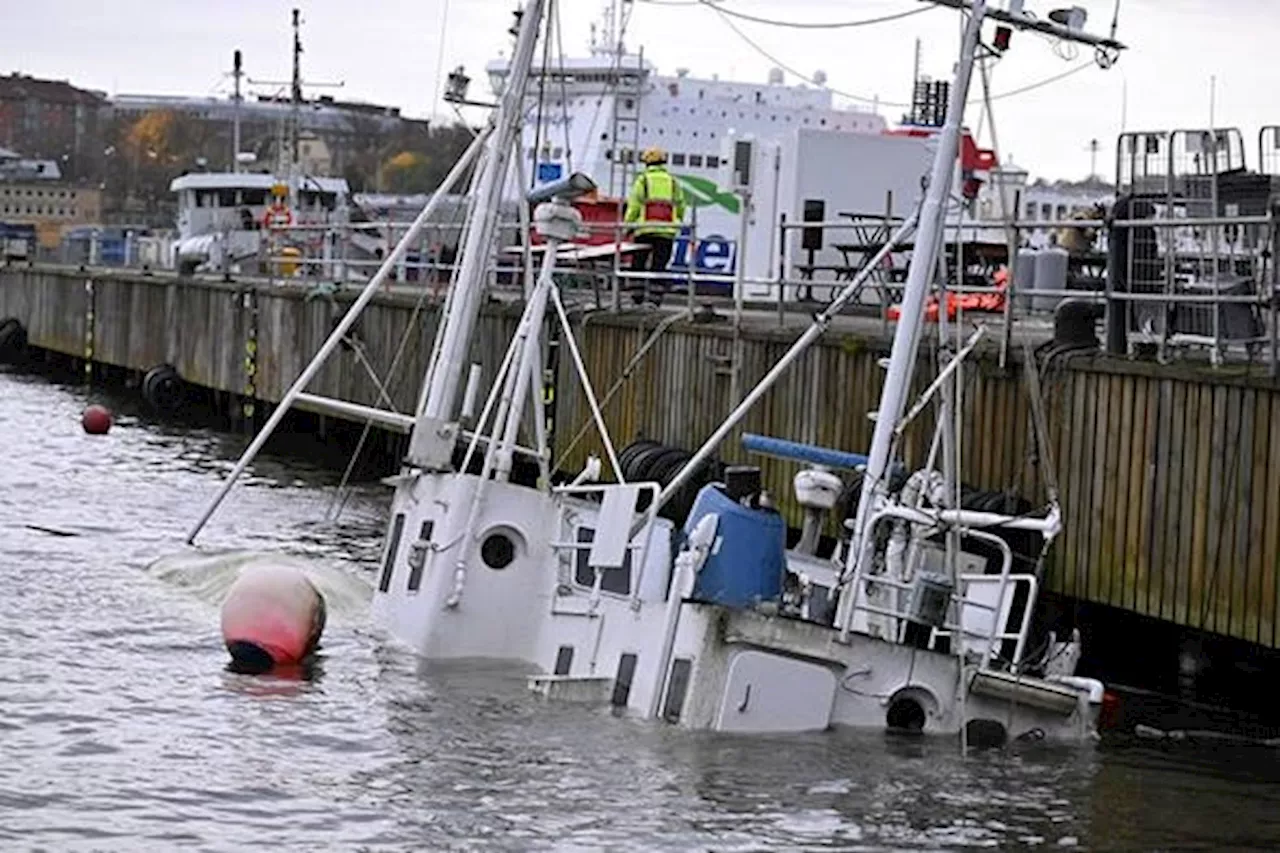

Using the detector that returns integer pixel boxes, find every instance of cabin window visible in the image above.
[662,658,693,723]
[379,513,406,593]
[706,155,720,169]
[217,189,236,207]
[688,154,703,168]
[242,189,267,206]
[554,646,574,675]
[573,527,632,595]
[611,653,638,707]
[481,530,517,570]
[671,153,686,166]
[1025,203,1037,220]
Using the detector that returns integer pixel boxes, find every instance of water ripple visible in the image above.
[5,365,1280,850]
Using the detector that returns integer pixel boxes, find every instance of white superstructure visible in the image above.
[166,171,350,274]
[486,23,888,278]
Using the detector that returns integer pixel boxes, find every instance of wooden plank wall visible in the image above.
[554,313,1280,651]
[3,268,1280,649]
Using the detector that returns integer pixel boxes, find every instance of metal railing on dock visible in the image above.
[13,124,1280,375]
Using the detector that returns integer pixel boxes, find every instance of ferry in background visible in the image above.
[482,1,1020,301]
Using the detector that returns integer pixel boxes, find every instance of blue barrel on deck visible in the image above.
[684,483,787,608]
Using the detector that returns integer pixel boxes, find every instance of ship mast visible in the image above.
[413,0,550,452]
[231,50,243,173]
[835,0,1125,634]
[247,9,343,202]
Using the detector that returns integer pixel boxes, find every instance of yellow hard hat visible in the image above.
[640,147,667,165]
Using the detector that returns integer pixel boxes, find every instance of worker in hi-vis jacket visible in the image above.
[623,147,687,306]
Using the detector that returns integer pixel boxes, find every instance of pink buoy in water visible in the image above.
[81,405,112,435]
[220,562,327,673]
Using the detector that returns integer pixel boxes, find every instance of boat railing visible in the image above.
[27,176,1280,373]
[842,508,1042,673]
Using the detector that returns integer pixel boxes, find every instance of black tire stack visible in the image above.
[616,439,724,525]
[142,364,185,412]
[0,317,27,363]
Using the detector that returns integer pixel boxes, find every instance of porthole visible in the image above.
[481,531,517,570]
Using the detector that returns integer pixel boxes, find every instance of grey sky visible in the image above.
[3,1,1276,180]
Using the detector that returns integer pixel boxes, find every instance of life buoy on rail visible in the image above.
[262,202,294,230]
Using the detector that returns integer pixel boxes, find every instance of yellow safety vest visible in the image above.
[624,166,686,238]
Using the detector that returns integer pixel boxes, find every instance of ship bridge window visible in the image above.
[218,189,236,207]
[671,153,686,166]
[242,189,267,206]
[689,154,703,167]
[706,155,719,169]
[573,527,632,596]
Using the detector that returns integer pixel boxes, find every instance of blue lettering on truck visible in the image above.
[668,226,736,279]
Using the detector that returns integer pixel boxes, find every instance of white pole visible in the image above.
[837,0,988,635]
[493,247,557,481]
[421,0,548,425]
[549,285,625,481]
[184,127,491,544]
[232,50,243,174]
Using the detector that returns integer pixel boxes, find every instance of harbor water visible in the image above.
[3,364,1280,852]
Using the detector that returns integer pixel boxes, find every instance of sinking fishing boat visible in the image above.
[189,0,1125,744]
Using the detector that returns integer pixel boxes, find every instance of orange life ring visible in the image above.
[262,203,293,229]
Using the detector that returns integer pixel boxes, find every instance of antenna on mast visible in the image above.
[592,0,630,56]
[231,49,243,173]
[246,9,344,198]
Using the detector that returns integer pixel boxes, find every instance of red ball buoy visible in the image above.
[81,405,113,435]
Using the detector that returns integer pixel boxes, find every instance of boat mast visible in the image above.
[836,0,1125,630]
[289,7,302,196]
[843,3,988,583]
[231,50,243,173]
[413,0,549,464]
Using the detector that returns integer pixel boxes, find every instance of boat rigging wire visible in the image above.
[431,0,452,116]
[639,0,937,29]
[578,0,638,173]
[553,0,575,171]
[707,4,1104,109]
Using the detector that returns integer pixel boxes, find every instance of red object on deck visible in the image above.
[221,563,327,670]
[529,195,625,248]
[81,405,112,435]
[886,265,1008,323]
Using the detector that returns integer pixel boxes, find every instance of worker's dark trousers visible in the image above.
[629,233,674,305]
